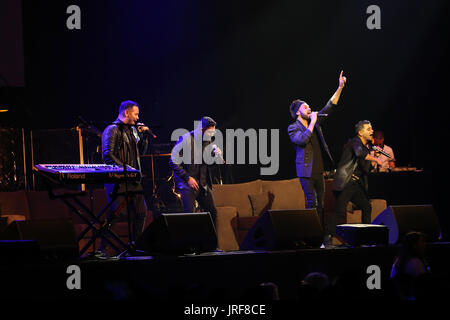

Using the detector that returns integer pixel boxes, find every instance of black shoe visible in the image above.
[322,234,332,247]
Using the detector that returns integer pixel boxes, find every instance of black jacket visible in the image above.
[169,129,215,191]
[102,118,149,173]
[332,137,371,192]
[287,100,336,177]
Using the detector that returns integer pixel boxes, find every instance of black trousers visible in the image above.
[299,173,326,233]
[100,182,148,251]
[178,185,217,226]
[331,179,372,235]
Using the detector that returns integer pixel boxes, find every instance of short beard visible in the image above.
[300,113,310,121]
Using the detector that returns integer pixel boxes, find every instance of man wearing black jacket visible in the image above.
[101,100,150,252]
[331,120,383,235]
[288,71,346,234]
[169,116,221,225]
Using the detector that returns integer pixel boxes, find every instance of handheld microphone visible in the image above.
[136,122,157,139]
[372,145,391,158]
[318,114,328,117]
[212,144,226,164]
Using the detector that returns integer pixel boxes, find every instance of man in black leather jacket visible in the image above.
[101,100,150,253]
[331,120,383,235]
[169,116,221,226]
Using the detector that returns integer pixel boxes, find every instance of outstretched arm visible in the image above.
[317,71,347,122]
[330,70,347,105]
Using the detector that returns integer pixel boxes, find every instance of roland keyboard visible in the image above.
[33,164,141,184]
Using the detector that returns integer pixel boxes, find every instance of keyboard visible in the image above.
[33,164,141,184]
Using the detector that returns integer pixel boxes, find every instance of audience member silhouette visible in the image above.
[391,231,431,300]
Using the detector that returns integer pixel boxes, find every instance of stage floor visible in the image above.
[2,242,450,302]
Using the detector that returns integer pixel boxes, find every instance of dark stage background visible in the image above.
[1,1,450,234]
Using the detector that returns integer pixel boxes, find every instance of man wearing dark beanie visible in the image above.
[169,116,221,227]
[201,116,217,129]
[287,71,347,244]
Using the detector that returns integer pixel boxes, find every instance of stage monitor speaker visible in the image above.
[239,209,324,251]
[372,205,441,244]
[336,224,389,246]
[136,212,217,255]
[0,219,78,260]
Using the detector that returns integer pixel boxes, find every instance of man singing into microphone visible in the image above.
[101,100,151,255]
[169,116,221,226]
[287,71,347,237]
[331,120,383,237]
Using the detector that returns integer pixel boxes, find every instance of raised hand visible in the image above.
[339,70,347,88]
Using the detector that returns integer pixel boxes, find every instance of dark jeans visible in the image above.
[299,173,325,233]
[331,179,372,235]
[178,185,217,226]
[100,183,148,251]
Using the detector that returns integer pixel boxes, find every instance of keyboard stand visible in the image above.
[37,171,131,257]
